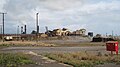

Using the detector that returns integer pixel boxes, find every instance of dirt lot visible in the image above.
[0,40,106,47]
[0,39,119,67]
[40,40,106,47]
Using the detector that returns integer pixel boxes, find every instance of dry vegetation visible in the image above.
[44,52,120,67]
[0,41,106,47]
[56,42,106,47]
[44,42,106,47]
[0,41,55,47]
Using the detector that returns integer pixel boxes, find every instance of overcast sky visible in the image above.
[0,0,120,35]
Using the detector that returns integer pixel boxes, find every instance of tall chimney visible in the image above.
[36,13,39,34]
[24,25,26,34]
[37,25,39,34]
[21,26,23,34]
[45,26,48,33]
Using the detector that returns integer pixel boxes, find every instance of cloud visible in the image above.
[0,0,120,34]
[0,0,7,12]
[78,0,120,15]
[38,0,84,11]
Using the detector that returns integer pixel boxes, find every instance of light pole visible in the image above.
[0,12,7,42]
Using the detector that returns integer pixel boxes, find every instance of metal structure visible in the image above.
[0,12,7,42]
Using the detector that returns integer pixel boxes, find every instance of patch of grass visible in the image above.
[0,53,34,67]
[44,52,120,67]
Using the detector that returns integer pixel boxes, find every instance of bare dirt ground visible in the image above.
[0,40,106,48]
[39,40,106,47]
[20,51,72,67]
[1,46,120,67]
[0,40,120,67]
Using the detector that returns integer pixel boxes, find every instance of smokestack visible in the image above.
[21,26,23,34]
[36,13,39,34]
[24,25,26,34]
[45,26,48,32]
[37,25,39,34]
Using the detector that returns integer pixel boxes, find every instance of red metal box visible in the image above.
[106,41,118,51]
[106,41,118,55]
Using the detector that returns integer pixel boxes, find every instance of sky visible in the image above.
[0,0,120,35]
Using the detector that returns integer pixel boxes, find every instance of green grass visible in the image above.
[44,52,120,67]
[0,53,34,67]
[0,44,10,47]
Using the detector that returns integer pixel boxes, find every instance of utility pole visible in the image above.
[0,12,7,42]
